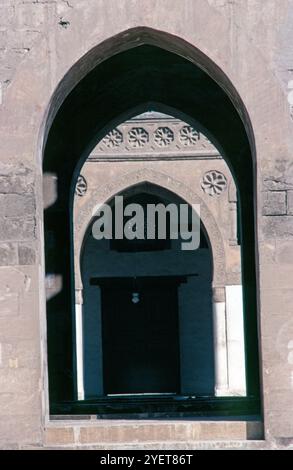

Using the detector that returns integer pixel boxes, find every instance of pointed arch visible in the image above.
[75,169,227,290]
[42,28,260,407]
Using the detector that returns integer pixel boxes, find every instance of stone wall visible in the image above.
[0,0,293,449]
[1,1,292,119]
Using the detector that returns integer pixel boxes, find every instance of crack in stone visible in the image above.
[62,0,73,8]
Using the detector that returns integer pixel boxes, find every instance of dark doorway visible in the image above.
[85,186,214,401]
[101,278,180,395]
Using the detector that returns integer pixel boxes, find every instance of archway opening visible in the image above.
[81,185,214,402]
[43,34,260,417]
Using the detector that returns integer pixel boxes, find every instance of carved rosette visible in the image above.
[179,126,200,146]
[75,175,87,197]
[102,129,123,148]
[201,170,227,197]
[128,127,149,148]
[154,127,174,147]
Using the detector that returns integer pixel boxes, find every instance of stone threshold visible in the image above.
[44,420,264,447]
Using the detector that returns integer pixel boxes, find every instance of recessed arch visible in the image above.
[75,169,226,291]
[42,28,260,411]
[79,180,217,400]
[70,100,232,193]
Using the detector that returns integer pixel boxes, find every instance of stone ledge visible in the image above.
[4,440,293,450]
[44,420,264,446]
[44,441,270,451]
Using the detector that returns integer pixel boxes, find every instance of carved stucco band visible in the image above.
[74,168,227,290]
[94,119,220,157]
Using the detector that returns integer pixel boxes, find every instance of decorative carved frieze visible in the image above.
[89,113,220,160]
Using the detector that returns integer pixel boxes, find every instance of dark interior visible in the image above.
[101,279,180,396]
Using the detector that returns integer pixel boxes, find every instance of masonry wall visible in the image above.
[0,0,293,449]
[1,1,293,115]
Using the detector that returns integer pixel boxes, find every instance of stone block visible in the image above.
[261,288,293,315]
[15,3,47,29]
[258,240,276,264]
[0,339,40,370]
[0,6,14,28]
[0,243,17,266]
[79,423,184,444]
[18,244,36,265]
[0,194,35,217]
[0,217,36,242]
[262,304,293,342]
[45,427,75,446]
[0,414,41,447]
[276,240,293,263]
[262,333,293,366]
[0,293,18,317]
[0,369,40,400]
[0,265,38,295]
[262,191,286,216]
[262,216,293,239]
[77,421,263,444]
[0,292,39,339]
[0,165,34,194]
[263,160,293,191]
[260,264,293,289]
[198,422,263,441]
[264,389,293,413]
[262,361,292,392]
[266,411,293,439]
[0,389,41,416]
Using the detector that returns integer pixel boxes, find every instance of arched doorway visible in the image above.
[43,32,260,416]
[81,185,214,400]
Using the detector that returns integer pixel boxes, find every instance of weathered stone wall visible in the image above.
[1,1,292,118]
[0,0,293,449]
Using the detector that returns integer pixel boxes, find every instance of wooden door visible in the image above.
[102,281,180,395]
